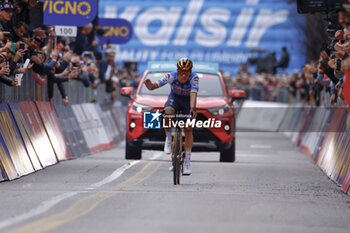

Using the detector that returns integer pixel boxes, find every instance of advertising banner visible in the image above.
[305,107,327,157]
[110,103,126,141]
[0,160,8,181]
[0,104,34,177]
[98,18,133,44]
[0,134,18,180]
[316,108,347,174]
[44,0,97,26]
[330,111,350,184]
[65,106,90,156]
[290,107,307,145]
[72,104,96,152]
[341,166,350,194]
[54,105,89,157]
[312,108,334,163]
[105,110,121,142]
[19,102,57,167]
[35,102,71,161]
[9,104,42,171]
[81,103,114,150]
[99,0,305,75]
[54,105,79,157]
[95,106,117,143]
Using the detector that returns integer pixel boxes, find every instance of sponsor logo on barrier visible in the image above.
[44,0,97,26]
[143,111,222,129]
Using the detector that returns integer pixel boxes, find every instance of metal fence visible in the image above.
[1,72,94,105]
[237,85,346,107]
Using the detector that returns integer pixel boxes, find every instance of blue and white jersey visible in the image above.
[155,71,199,97]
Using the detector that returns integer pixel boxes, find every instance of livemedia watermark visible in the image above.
[143,110,222,129]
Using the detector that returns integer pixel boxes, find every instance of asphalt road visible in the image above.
[0,132,349,233]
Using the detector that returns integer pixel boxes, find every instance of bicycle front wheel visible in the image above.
[173,128,181,185]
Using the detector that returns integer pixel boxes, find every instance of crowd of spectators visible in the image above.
[0,0,140,106]
[2,0,350,108]
[225,61,347,107]
[225,1,350,108]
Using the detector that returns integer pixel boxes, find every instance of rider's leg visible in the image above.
[163,107,175,154]
[183,126,193,175]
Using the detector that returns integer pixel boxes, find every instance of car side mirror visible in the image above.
[120,87,134,99]
[230,89,246,102]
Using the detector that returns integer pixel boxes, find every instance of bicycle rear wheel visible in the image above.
[173,128,181,185]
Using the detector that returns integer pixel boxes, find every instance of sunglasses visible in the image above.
[177,69,190,75]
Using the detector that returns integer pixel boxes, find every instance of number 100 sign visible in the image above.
[55,26,78,37]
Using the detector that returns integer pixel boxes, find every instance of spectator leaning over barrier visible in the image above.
[45,49,78,106]
[81,51,99,88]
[70,54,91,88]
[99,50,119,101]
[0,51,14,86]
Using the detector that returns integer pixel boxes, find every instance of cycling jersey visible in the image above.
[156,71,199,97]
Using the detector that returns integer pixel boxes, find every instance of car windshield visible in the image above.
[139,72,225,97]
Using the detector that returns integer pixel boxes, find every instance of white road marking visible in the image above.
[250,144,272,149]
[87,161,140,189]
[0,152,163,231]
[0,192,78,231]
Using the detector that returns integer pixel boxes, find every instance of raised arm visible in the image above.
[144,79,159,90]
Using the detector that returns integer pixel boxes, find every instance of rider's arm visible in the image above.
[144,73,174,90]
[190,74,199,113]
[190,92,197,110]
[144,79,159,90]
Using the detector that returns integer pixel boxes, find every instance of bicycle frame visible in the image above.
[171,118,184,185]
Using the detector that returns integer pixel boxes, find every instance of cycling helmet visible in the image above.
[177,58,193,71]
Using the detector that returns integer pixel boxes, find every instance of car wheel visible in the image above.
[125,139,142,160]
[220,140,235,162]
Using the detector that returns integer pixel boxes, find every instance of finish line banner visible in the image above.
[99,0,305,75]
[44,0,97,26]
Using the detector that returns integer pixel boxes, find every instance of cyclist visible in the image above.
[144,58,198,175]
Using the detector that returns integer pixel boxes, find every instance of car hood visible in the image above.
[134,95,229,109]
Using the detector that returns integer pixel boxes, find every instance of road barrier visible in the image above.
[0,101,124,181]
[236,100,288,132]
[9,103,43,171]
[36,101,72,161]
[0,104,34,179]
[80,103,115,151]
[54,105,90,157]
[277,105,350,195]
[19,101,58,168]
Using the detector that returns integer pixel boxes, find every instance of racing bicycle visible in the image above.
[170,113,185,185]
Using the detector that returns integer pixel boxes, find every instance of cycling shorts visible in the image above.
[164,92,190,116]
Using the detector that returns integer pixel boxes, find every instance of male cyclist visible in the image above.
[144,58,198,175]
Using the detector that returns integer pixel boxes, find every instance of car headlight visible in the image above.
[208,104,229,116]
[132,102,154,113]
